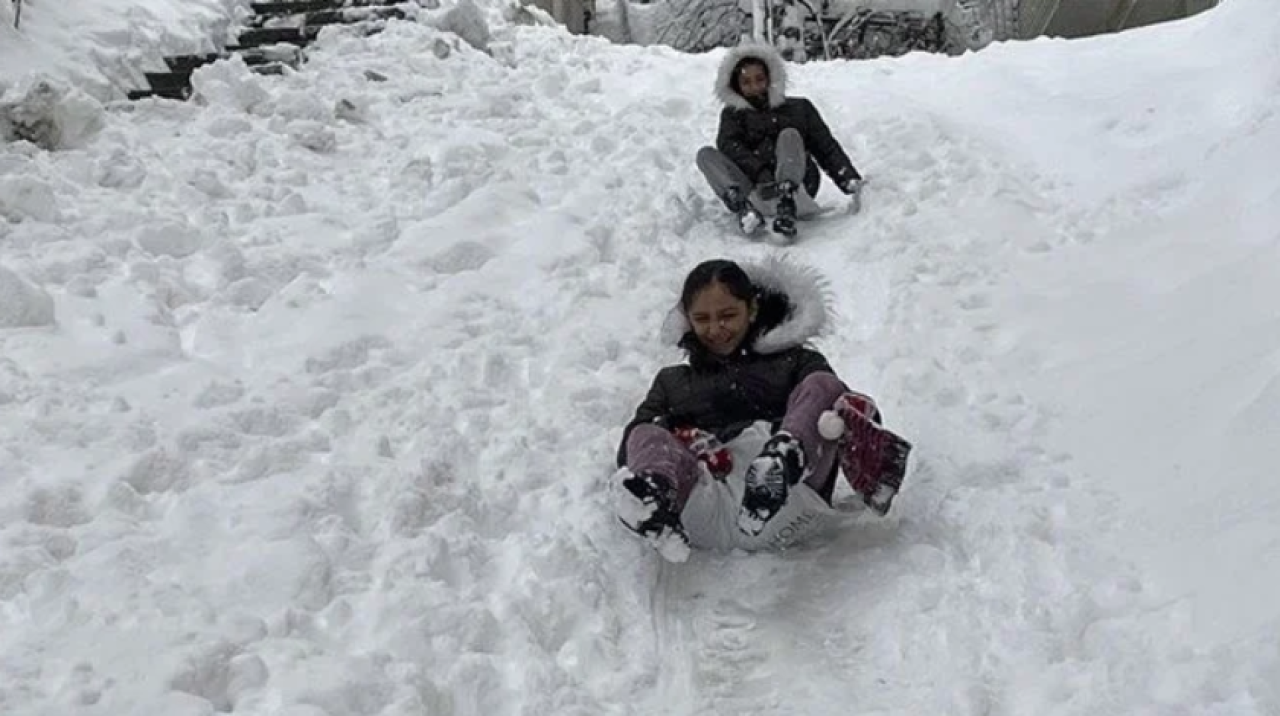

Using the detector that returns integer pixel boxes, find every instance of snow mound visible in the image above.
[0,77,105,151]
[0,173,61,223]
[189,57,272,114]
[434,0,493,52]
[0,266,56,328]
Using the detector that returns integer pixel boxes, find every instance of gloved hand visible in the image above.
[672,427,734,479]
[839,177,864,196]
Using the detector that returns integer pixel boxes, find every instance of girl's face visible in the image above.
[687,281,753,356]
[737,63,770,103]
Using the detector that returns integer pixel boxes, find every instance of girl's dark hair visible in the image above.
[729,58,769,96]
[678,259,792,359]
[679,259,754,311]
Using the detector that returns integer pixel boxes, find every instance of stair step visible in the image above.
[163,53,224,72]
[251,62,292,76]
[236,26,321,47]
[250,0,401,16]
[306,6,405,25]
[238,48,301,66]
[145,71,195,91]
[225,40,313,52]
[127,86,190,101]
[129,61,294,102]
[250,4,405,28]
[251,0,341,15]
[159,52,283,78]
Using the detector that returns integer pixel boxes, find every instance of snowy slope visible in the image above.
[860,1,1280,648]
[2,0,1279,714]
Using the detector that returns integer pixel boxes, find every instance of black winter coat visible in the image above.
[616,344,834,466]
[716,98,861,199]
[615,256,841,467]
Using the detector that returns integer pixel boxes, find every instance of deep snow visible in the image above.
[1,0,1278,713]
[1,0,250,100]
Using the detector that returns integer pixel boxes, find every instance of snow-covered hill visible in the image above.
[1,0,1277,713]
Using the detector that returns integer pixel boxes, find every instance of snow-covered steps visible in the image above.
[124,0,403,102]
[126,46,301,100]
[235,25,322,46]
[157,46,301,75]
[126,61,292,101]
[161,52,224,73]
[247,0,406,27]
[250,0,404,15]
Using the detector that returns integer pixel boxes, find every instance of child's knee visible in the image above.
[627,423,672,452]
[799,371,844,396]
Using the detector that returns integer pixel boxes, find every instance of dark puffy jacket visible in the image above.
[617,257,841,466]
[616,346,834,466]
[714,44,861,197]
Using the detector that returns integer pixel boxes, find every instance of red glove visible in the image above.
[672,427,734,480]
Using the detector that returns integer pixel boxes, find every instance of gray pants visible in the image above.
[696,128,812,218]
[624,372,848,510]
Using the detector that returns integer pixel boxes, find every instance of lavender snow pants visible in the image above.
[625,371,847,510]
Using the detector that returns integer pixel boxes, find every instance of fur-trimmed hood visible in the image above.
[715,43,788,110]
[660,255,832,356]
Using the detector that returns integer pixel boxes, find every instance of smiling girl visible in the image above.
[613,257,910,560]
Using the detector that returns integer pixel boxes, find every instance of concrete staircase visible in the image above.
[127,0,407,101]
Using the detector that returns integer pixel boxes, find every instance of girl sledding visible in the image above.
[696,44,865,242]
[611,257,912,562]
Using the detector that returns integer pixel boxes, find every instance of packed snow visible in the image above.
[2,0,1278,713]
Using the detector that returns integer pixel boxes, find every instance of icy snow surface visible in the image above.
[1,0,1279,713]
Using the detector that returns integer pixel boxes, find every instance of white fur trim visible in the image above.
[714,43,788,110]
[747,254,832,354]
[659,254,833,354]
[660,306,690,347]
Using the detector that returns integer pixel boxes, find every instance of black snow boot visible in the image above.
[737,431,808,536]
[723,186,764,236]
[618,470,690,560]
[772,182,798,239]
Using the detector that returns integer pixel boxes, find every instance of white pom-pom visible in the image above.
[818,410,845,440]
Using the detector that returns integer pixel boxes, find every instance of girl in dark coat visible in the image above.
[614,257,909,561]
[696,43,864,240]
